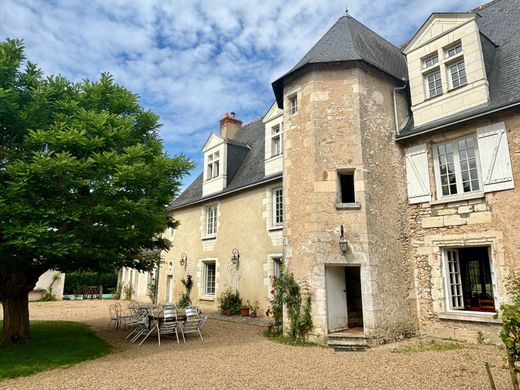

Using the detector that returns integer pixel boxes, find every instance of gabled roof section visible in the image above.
[272,14,407,107]
[403,13,476,54]
[201,132,224,152]
[397,0,520,140]
[170,118,281,210]
[263,101,283,123]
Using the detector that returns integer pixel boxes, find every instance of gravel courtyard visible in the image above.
[0,300,512,389]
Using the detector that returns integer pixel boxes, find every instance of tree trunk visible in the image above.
[0,270,42,344]
[1,293,30,343]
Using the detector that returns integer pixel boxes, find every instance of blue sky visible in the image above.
[1,0,485,189]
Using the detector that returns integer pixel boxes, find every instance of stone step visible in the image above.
[327,334,369,352]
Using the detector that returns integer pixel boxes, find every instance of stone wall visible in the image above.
[401,108,520,342]
[282,62,416,341]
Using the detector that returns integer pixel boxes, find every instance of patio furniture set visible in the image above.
[109,302,207,346]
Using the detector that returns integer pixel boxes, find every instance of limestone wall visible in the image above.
[159,182,283,314]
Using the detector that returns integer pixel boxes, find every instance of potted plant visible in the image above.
[240,304,250,317]
[249,299,260,318]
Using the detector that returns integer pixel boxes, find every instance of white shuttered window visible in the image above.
[405,144,431,204]
[477,122,515,193]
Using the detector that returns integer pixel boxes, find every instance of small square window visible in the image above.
[445,42,462,58]
[423,54,439,68]
[338,172,355,203]
[289,95,298,115]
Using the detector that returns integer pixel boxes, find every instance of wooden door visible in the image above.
[326,266,348,332]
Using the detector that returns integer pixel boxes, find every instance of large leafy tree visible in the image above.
[0,39,194,343]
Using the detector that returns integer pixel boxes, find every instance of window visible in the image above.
[445,42,462,58]
[448,60,467,89]
[289,95,298,114]
[423,54,439,68]
[271,124,282,157]
[204,261,216,296]
[272,187,283,226]
[425,70,442,98]
[444,247,495,312]
[206,151,220,181]
[273,257,282,279]
[338,172,355,203]
[434,136,481,198]
[205,205,218,236]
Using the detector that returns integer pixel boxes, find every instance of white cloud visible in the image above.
[0,0,486,183]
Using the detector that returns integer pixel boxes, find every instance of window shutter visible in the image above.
[477,122,515,193]
[405,144,431,204]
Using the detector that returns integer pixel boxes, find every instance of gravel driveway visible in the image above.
[0,300,512,389]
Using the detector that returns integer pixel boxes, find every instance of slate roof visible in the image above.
[170,118,282,210]
[396,0,520,140]
[272,14,408,107]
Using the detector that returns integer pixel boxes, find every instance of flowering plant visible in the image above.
[248,299,260,313]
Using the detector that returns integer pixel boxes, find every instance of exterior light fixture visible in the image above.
[339,225,348,253]
[231,248,240,269]
[180,252,187,269]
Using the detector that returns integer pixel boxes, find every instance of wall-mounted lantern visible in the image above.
[180,252,187,269]
[339,225,348,253]
[231,248,240,269]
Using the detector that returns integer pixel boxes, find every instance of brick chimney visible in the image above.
[220,112,243,140]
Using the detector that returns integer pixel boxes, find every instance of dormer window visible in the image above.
[206,151,220,181]
[423,54,439,69]
[445,42,462,58]
[271,124,282,157]
[448,60,467,89]
[425,70,443,98]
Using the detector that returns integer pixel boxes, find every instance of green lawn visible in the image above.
[0,321,111,380]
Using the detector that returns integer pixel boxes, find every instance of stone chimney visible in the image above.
[220,112,243,140]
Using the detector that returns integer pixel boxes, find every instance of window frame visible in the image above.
[445,42,463,59]
[442,246,498,314]
[289,95,298,115]
[422,53,439,69]
[203,260,216,296]
[424,69,443,99]
[270,124,282,157]
[205,151,220,181]
[432,135,483,200]
[447,60,467,89]
[272,187,283,227]
[205,204,218,237]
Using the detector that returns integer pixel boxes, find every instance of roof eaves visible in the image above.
[395,98,520,141]
[168,173,283,211]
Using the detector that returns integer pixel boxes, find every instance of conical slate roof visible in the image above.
[272,14,407,107]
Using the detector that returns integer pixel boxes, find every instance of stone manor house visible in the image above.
[121,0,520,345]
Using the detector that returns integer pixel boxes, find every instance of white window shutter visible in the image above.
[477,122,515,193]
[405,144,431,204]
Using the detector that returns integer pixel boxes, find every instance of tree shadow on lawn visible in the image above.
[0,320,111,380]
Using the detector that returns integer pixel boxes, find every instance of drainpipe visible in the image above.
[392,78,408,136]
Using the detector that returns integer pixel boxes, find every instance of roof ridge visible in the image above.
[346,14,401,51]
[471,0,503,12]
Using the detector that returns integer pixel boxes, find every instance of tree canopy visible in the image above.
[0,38,194,342]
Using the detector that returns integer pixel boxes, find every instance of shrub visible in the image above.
[268,268,313,341]
[218,289,242,315]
